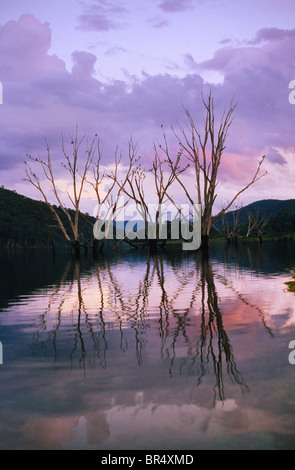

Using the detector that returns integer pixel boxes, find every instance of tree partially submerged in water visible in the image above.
[85,138,131,255]
[24,127,96,255]
[213,203,242,245]
[110,138,187,253]
[168,91,267,248]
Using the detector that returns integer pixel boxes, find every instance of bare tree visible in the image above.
[244,209,270,244]
[149,139,188,251]
[256,215,270,244]
[24,127,95,255]
[86,139,132,254]
[214,203,242,245]
[111,138,185,252]
[170,91,266,249]
[244,212,260,241]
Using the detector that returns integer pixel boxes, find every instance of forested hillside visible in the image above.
[212,198,295,238]
[0,186,95,248]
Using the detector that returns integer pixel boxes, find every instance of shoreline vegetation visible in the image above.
[285,270,295,294]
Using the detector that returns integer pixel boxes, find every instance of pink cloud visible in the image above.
[218,152,262,184]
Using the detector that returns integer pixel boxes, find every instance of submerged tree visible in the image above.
[244,209,270,243]
[252,210,270,244]
[24,128,96,255]
[111,138,186,253]
[213,203,242,245]
[86,138,131,255]
[168,91,266,249]
[245,211,260,241]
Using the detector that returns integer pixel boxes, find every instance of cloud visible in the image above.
[219,38,233,46]
[77,1,128,31]
[183,53,198,69]
[104,46,127,57]
[248,27,295,45]
[266,148,287,165]
[157,0,194,13]
[0,14,65,81]
[71,51,97,78]
[197,46,237,72]
[194,27,295,157]
[148,16,169,28]
[1,14,295,207]
[199,26,295,76]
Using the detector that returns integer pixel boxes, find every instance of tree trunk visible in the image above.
[148,239,158,254]
[73,242,80,258]
[201,234,210,254]
[92,238,101,257]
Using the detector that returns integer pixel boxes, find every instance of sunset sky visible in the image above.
[1,0,295,214]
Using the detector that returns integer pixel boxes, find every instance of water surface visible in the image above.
[0,241,295,450]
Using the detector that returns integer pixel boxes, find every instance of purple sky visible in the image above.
[1,0,295,214]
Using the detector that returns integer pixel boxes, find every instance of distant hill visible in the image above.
[212,198,295,237]
[0,186,96,248]
[230,199,295,225]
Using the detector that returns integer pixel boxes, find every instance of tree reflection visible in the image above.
[30,247,276,401]
[198,252,249,401]
[154,251,249,402]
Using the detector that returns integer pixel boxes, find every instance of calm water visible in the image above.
[0,241,295,450]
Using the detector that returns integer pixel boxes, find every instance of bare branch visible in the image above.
[172,91,265,244]
[24,127,96,250]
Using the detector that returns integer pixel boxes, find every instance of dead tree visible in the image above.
[247,209,270,243]
[110,140,153,251]
[246,213,255,240]
[111,138,185,253]
[149,139,188,251]
[214,204,242,245]
[244,209,270,244]
[244,212,260,241]
[170,91,266,249]
[256,216,270,244]
[24,127,95,255]
[86,139,131,254]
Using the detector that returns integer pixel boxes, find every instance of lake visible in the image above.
[0,241,295,450]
